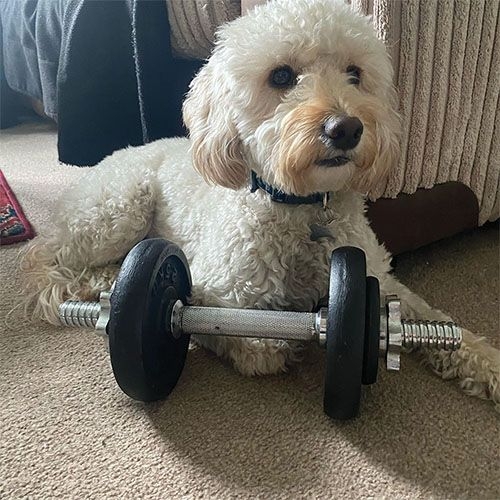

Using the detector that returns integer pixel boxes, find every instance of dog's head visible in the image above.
[183,0,400,196]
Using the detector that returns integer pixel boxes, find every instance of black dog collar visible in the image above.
[250,171,329,206]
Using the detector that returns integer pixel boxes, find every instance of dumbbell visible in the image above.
[58,238,462,420]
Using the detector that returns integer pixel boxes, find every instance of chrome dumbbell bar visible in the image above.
[59,291,462,372]
[55,240,464,419]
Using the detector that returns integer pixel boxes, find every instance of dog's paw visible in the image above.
[424,328,500,412]
[193,334,302,376]
[20,237,120,325]
[229,338,303,376]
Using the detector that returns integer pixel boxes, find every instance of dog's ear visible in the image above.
[183,62,248,190]
[353,86,401,196]
[370,88,401,190]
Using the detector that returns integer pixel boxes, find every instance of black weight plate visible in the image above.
[324,246,366,420]
[362,276,380,385]
[108,238,192,402]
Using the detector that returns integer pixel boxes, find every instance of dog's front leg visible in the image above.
[187,278,305,377]
[379,273,500,410]
[193,331,302,377]
[338,209,499,410]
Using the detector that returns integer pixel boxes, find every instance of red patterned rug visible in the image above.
[0,170,35,245]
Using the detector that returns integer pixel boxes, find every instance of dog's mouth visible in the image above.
[315,156,351,168]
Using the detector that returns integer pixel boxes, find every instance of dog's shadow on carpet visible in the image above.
[144,345,499,496]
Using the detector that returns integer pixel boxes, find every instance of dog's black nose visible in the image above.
[323,116,363,150]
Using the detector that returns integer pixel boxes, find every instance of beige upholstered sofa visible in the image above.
[350,0,499,224]
[167,0,499,253]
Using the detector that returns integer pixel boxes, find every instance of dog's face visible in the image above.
[183,0,400,196]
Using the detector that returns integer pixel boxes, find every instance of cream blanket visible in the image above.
[168,0,499,224]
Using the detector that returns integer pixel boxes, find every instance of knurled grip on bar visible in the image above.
[172,303,318,341]
[58,296,463,362]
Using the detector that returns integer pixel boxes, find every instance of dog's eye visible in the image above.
[269,65,297,88]
[346,65,361,85]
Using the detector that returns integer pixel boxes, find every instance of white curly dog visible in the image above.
[23,0,499,409]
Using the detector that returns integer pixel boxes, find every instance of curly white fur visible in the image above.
[21,0,499,409]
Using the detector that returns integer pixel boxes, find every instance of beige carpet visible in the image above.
[1,123,499,499]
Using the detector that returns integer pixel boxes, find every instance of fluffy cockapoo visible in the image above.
[23,0,499,408]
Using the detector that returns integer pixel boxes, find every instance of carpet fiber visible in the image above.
[0,123,499,499]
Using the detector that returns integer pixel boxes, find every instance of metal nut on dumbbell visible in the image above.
[58,239,462,420]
